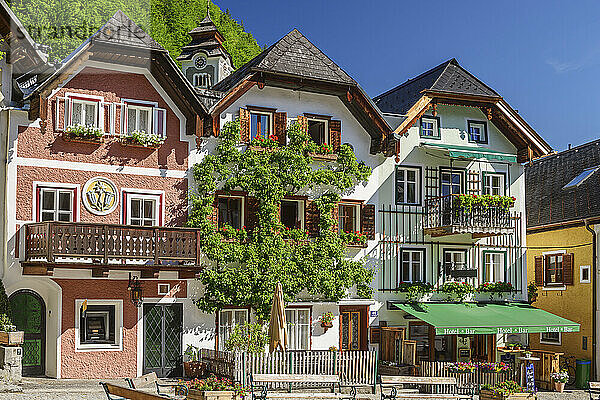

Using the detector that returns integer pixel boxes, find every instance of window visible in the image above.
[126,104,152,134]
[71,98,99,127]
[338,203,360,233]
[563,166,599,189]
[467,120,488,143]
[193,73,211,88]
[285,308,310,350]
[250,111,272,141]
[420,116,439,138]
[581,265,591,283]
[540,332,561,345]
[127,194,160,226]
[280,200,304,229]
[545,254,564,285]
[409,322,430,363]
[441,170,463,196]
[38,187,75,222]
[75,299,122,350]
[217,196,243,229]
[444,249,474,279]
[483,173,505,196]
[158,283,170,295]
[399,249,425,283]
[483,252,505,283]
[308,118,329,146]
[218,309,248,350]
[395,167,420,205]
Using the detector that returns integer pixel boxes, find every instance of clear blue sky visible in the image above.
[222,0,600,151]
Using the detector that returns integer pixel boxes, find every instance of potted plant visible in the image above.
[0,313,23,346]
[63,124,103,143]
[307,142,338,161]
[121,130,165,148]
[551,370,569,393]
[320,312,335,331]
[181,375,247,400]
[183,344,204,378]
[480,381,535,400]
[339,230,367,247]
[248,135,280,152]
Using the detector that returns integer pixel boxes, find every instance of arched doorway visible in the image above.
[9,290,46,376]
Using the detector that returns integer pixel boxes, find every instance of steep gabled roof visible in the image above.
[214,29,355,93]
[90,9,164,51]
[526,140,600,228]
[374,58,499,115]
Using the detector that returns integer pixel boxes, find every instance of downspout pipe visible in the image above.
[586,220,597,380]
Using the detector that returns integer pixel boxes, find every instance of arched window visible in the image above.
[193,73,211,88]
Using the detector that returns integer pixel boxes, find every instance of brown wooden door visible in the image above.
[339,306,367,350]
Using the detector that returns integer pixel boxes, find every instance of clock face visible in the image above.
[195,56,207,69]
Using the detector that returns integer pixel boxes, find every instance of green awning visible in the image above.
[394,302,580,335]
[420,142,518,163]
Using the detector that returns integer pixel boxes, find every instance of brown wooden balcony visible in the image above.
[23,222,202,277]
[424,195,515,238]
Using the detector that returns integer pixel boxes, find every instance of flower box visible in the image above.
[480,390,536,400]
[62,132,103,144]
[0,331,24,346]
[346,242,368,248]
[187,390,239,400]
[308,152,338,161]
[120,136,161,149]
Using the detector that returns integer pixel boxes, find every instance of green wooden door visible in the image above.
[9,291,45,376]
[143,303,182,377]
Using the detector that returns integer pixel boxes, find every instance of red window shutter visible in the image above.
[534,256,544,286]
[274,112,287,146]
[296,115,308,133]
[329,119,341,152]
[239,108,250,142]
[245,197,260,231]
[305,200,320,237]
[361,203,376,240]
[563,253,575,285]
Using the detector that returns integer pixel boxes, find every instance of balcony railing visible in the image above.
[23,222,201,274]
[425,195,514,237]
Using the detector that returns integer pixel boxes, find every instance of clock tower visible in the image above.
[178,7,234,89]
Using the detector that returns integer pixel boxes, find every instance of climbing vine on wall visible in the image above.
[188,119,373,320]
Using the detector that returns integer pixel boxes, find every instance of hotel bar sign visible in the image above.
[436,325,580,335]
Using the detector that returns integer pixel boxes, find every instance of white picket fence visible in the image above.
[201,349,378,388]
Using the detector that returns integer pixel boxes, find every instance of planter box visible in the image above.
[0,331,24,346]
[480,389,536,400]
[188,390,239,400]
[308,152,338,161]
[346,242,367,248]
[120,137,161,149]
[184,361,206,378]
[63,132,103,144]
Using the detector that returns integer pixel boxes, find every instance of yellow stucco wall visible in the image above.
[527,225,593,360]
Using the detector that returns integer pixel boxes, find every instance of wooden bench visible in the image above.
[124,372,187,400]
[100,382,165,400]
[251,373,356,400]
[589,382,600,400]
[379,376,475,400]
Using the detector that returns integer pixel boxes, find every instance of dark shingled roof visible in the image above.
[189,15,218,34]
[526,139,600,228]
[91,10,164,51]
[213,28,355,93]
[373,58,500,115]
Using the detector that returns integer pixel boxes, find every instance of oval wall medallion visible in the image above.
[82,177,118,215]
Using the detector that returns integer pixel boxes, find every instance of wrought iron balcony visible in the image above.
[424,195,515,237]
[23,222,201,276]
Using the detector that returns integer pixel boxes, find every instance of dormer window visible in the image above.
[249,110,272,141]
[70,97,100,128]
[193,73,211,88]
[468,120,488,144]
[420,116,439,139]
[126,104,152,134]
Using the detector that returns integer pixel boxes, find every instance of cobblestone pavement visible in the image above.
[0,378,592,400]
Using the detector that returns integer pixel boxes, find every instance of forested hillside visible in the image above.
[7,0,261,68]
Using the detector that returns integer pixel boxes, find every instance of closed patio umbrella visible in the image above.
[268,282,287,352]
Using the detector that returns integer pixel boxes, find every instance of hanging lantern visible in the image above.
[128,273,143,308]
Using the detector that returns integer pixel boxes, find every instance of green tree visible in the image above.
[0,278,11,317]
[188,120,374,321]
[8,0,261,67]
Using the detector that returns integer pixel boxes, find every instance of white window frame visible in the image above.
[122,189,164,227]
[249,110,273,141]
[193,73,211,88]
[338,203,361,233]
[280,199,305,230]
[440,170,463,196]
[580,265,591,284]
[483,251,505,283]
[399,248,425,283]
[540,331,561,345]
[75,299,123,352]
[443,249,470,279]
[285,308,311,350]
[125,103,153,134]
[36,185,78,223]
[420,116,439,138]
[467,120,488,144]
[127,194,160,227]
[483,173,505,196]
[158,283,170,295]
[218,308,249,351]
[307,117,329,145]
[396,166,421,205]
